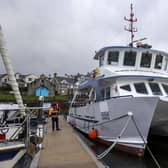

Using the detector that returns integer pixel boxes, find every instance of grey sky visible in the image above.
[0,0,167,76]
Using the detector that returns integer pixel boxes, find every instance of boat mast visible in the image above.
[0,26,25,116]
[124,3,137,47]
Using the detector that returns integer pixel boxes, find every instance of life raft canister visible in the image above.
[88,128,97,140]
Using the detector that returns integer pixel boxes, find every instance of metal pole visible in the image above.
[0,26,25,116]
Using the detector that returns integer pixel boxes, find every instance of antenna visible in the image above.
[124,3,137,47]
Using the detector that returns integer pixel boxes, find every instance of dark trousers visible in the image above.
[51,117,59,131]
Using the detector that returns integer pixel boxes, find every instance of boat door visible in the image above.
[111,83,119,97]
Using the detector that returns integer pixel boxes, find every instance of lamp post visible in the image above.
[38,79,44,121]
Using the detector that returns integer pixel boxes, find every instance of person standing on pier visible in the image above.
[49,102,61,131]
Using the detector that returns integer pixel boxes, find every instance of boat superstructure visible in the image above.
[68,4,168,156]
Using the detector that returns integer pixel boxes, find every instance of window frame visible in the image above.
[107,51,119,65]
[120,85,131,91]
[134,82,148,94]
[99,55,104,67]
[154,54,163,70]
[140,52,152,68]
[162,84,168,95]
[149,82,162,95]
[123,51,137,66]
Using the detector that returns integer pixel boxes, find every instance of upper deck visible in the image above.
[94,46,168,76]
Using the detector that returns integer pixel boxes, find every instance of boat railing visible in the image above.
[95,95,133,102]
[71,95,133,108]
[0,107,48,147]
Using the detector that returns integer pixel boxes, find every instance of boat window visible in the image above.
[164,59,168,71]
[154,54,163,69]
[105,87,111,99]
[123,51,136,66]
[134,83,148,94]
[101,88,105,99]
[99,55,104,67]
[101,87,110,99]
[120,85,131,91]
[140,52,152,68]
[72,91,90,107]
[162,84,168,94]
[149,82,162,95]
[107,51,119,65]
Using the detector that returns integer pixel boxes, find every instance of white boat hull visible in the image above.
[68,96,167,156]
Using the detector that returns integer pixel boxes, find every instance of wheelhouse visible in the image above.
[94,46,168,73]
[74,46,168,104]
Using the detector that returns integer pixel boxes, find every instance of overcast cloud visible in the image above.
[0,0,167,76]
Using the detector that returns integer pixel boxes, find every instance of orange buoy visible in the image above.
[88,128,97,140]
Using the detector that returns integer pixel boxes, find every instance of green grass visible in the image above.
[0,94,68,103]
[0,94,15,102]
[0,93,70,114]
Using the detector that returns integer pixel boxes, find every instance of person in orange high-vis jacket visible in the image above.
[48,102,60,131]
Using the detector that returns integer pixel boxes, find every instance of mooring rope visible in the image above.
[97,114,132,159]
[95,112,161,168]
[131,116,161,168]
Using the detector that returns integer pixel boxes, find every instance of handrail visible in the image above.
[95,95,133,102]
[71,95,133,107]
[8,108,37,141]
[7,107,44,141]
[8,116,28,141]
[0,125,21,130]
[83,113,128,129]
[0,106,49,111]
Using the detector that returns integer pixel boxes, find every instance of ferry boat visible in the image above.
[68,4,168,156]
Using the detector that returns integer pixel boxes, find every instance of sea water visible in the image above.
[77,130,168,168]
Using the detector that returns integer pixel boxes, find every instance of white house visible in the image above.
[23,74,38,87]
[0,73,39,87]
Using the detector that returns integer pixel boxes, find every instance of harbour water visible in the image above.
[77,130,168,168]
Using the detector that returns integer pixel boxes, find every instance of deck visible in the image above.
[38,116,103,168]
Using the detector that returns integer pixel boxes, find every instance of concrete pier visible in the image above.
[38,116,103,168]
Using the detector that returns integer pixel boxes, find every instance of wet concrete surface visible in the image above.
[14,121,168,168]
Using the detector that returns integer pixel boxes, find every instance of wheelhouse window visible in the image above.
[140,52,152,68]
[123,51,136,66]
[120,85,131,91]
[101,87,111,100]
[154,54,163,69]
[101,88,105,99]
[72,88,91,107]
[134,83,148,94]
[107,51,119,65]
[149,82,162,95]
[162,84,168,94]
[164,59,168,71]
[105,87,111,99]
[99,55,104,67]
